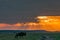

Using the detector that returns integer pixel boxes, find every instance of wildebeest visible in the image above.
[15,32,26,38]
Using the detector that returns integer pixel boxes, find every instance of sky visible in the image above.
[0,0,60,31]
[0,0,60,23]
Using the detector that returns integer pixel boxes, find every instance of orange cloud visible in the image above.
[12,23,22,27]
[0,23,10,27]
[0,16,60,32]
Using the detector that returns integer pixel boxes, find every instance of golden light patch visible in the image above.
[36,16,60,31]
[37,16,47,19]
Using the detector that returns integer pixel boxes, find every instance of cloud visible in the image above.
[0,0,60,23]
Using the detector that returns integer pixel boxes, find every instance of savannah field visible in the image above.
[0,30,60,40]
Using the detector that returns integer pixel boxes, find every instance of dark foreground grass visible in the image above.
[0,32,60,40]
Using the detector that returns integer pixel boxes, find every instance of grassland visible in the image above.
[0,31,60,40]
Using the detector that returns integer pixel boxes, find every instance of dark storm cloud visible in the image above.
[0,0,60,24]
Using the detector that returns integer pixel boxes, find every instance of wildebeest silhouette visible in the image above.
[15,32,26,38]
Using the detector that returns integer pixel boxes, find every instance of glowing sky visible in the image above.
[0,0,60,32]
[36,16,60,31]
[0,16,60,32]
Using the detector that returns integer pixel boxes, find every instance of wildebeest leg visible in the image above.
[15,35,23,39]
[15,35,18,38]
